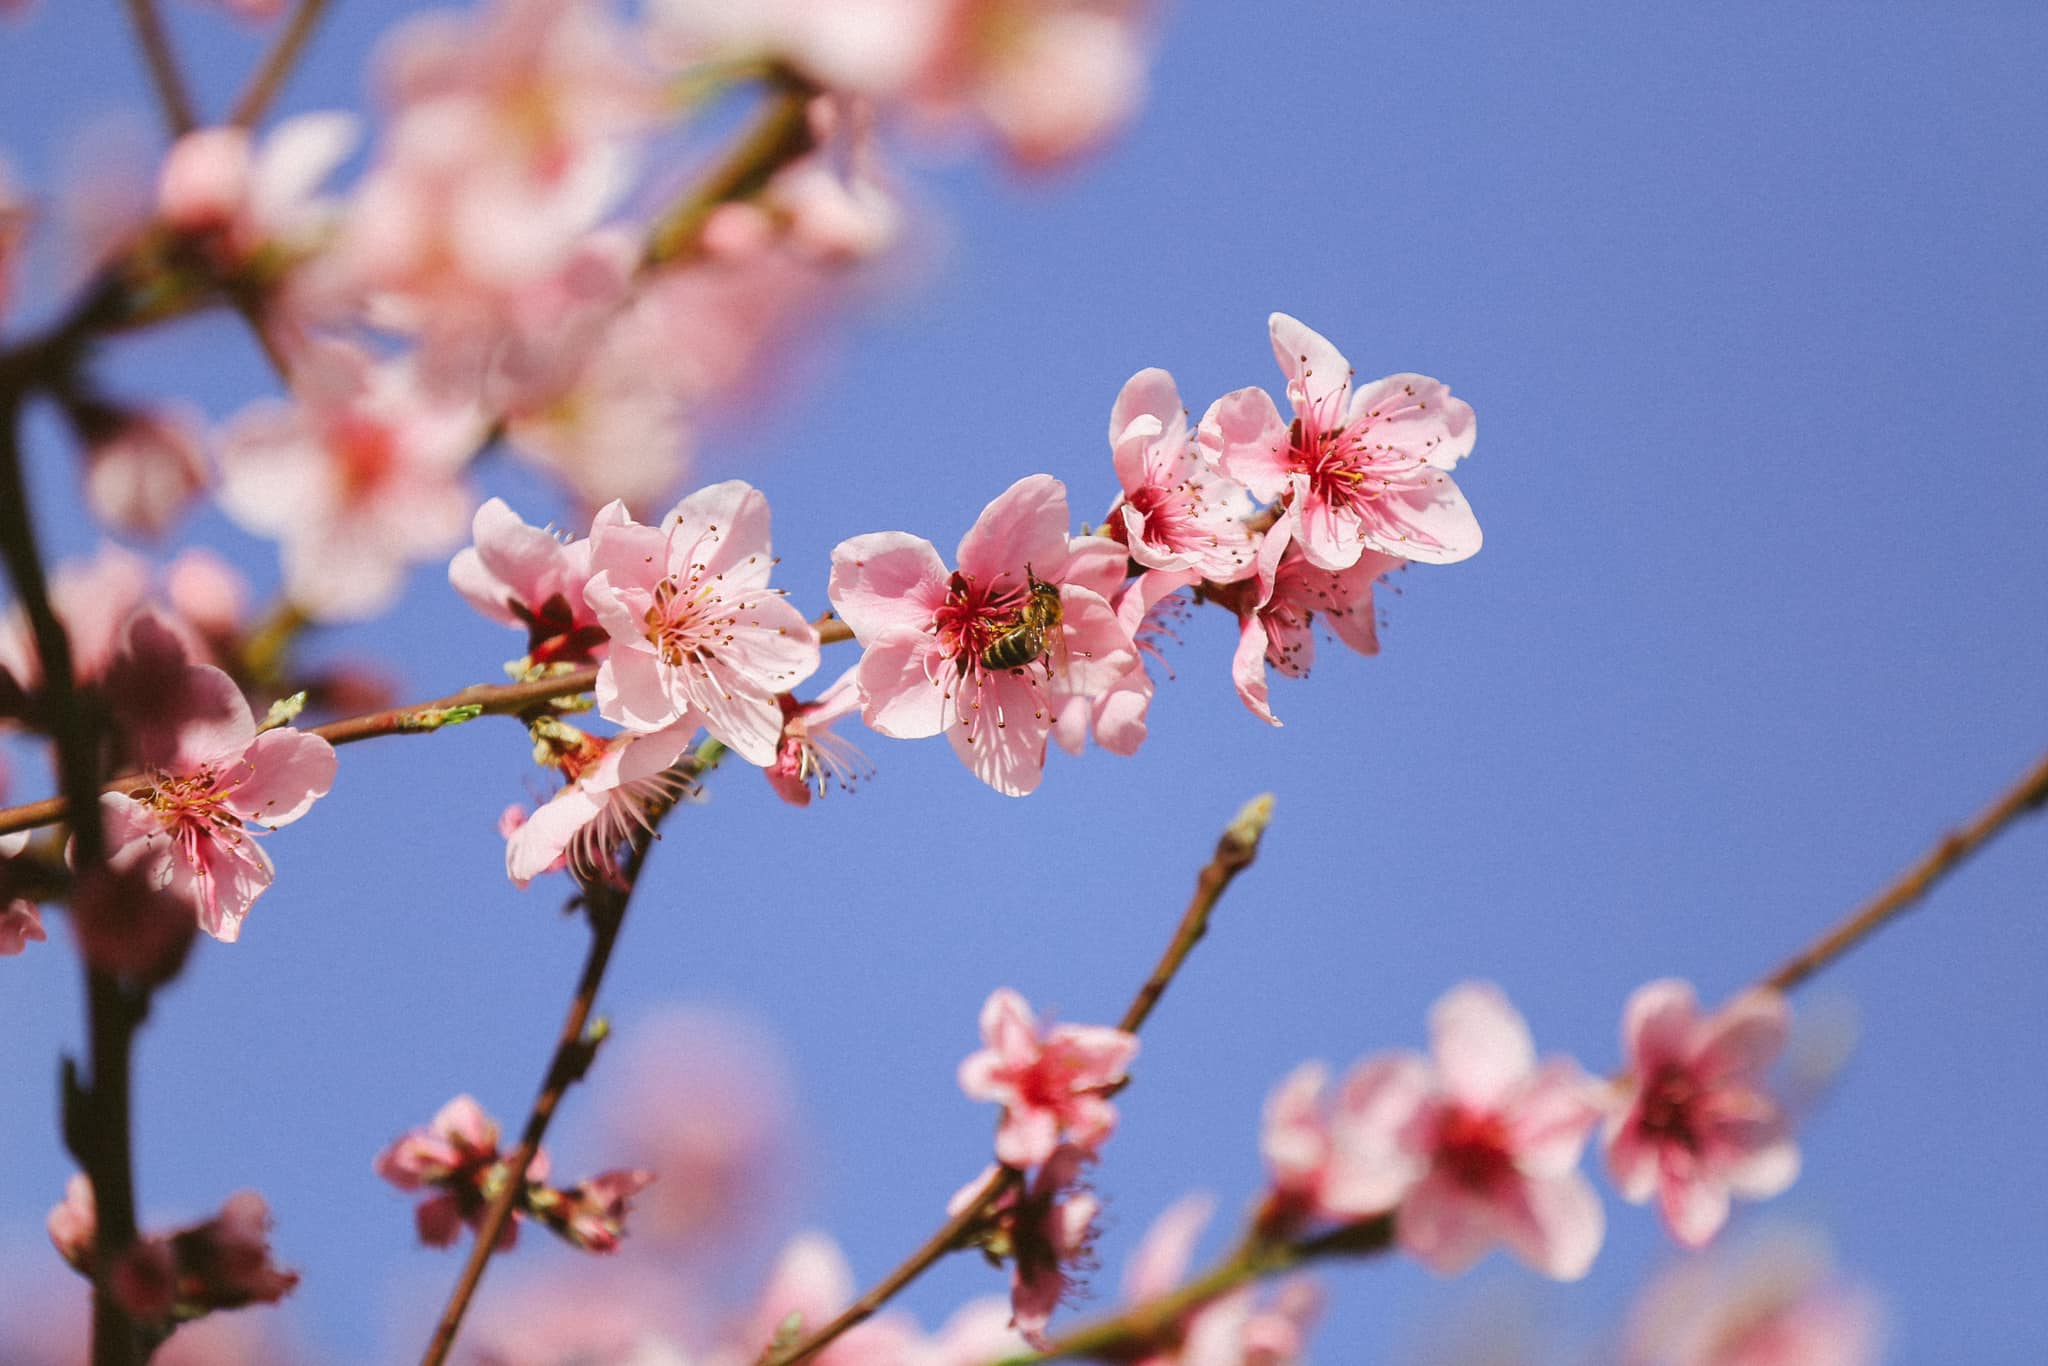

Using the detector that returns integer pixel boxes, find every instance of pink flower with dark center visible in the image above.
[1108,368,1255,581]
[1203,313,1479,572]
[828,474,1137,796]
[449,496,611,665]
[1226,543,1399,727]
[766,667,874,807]
[951,1146,1102,1349]
[958,987,1136,1168]
[99,614,337,942]
[217,339,484,620]
[582,481,819,766]
[505,722,700,887]
[376,1094,539,1250]
[1605,980,1800,1248]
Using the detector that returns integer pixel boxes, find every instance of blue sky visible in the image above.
[3,2,2047,1361]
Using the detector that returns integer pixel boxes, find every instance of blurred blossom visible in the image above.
[376,1094,531,1250]
[155,114,358,274]
[1121,1194,1321,1366]
[1618,1231,1883,1366]
[715,1231,923,1366]
[590,1008,799,1252]
[216,339,483,620]
[193,0,289,20]
[81,403,211,536]
[163,548,251,646]
[0,756,46,955]
[465,1264,701,1365]
[47,1178,298,1325]
[0,1266,305,1366]
[0,543,151,704]
[0,153,27,322]
[1605,981,1800,1248]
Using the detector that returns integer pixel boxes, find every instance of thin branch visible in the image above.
[64,974,154,1366]
[1762,747,2048,994]
[121,0,200,135]
[770,795,1279,1366]
[645,80,819,267]
[419,741,722,1366]
[229,0,332,128]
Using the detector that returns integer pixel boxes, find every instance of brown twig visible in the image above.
[768,795,1279,1366]
[229,0,333,128]
[418,741,722,1366]
[121,0,200,135]
[645,80,819,267]
[1762,747,2048,994]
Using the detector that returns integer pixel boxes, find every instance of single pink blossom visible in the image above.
[99,614,336,942]
[81,403,210,536]
[958,987,1136,1168]
[1228,543,1399,727]
[1605,980,1800,1247]
[1108,368,1256,580]
[1203,313,1479,572]
[376,1094,538,1250]
[950,1145,1101,1348]
[1621,1231,1883,1366]
[0,896,43,955]
[217,339,484,620]
[583,481,820,766]
[766,667,873,806]
[1278,984,1606,1280]
[449,496,609,665]
[155,113,358,263]
[161,1191,301,1311]
[505,722,700,887]
[828,474,1137,796]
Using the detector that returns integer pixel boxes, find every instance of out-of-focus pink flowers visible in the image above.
[829,474,1136,796]
[48,1177,299,1323]
[1605,980,1800,1248]
[526,1168,658,1254]
[1204,313,1479,573]
[155,114,358,268]
[722,1231,925,1366]
[1261,984,1605,1281]
[0,544,151,705]
[959,987,1136,1168]
[1121,1195,1321,1366]
[217,340,483,620]
[583,482,818,764]
[0,759,45,955]
[449,496,609,665]
[81,404,211,537]
[953,1145,1101,1348]
[505,723,700,887]
[1108,368,1256,581]
[1620,1231,1883,1366]
[0,154,26,324]
[766,667,872,806]
[1227,543,1398,727]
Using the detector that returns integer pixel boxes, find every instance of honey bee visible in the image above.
[980,569,1065,673]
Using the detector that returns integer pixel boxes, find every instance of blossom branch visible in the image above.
[418,740,722,1366]
[229,0,334,128]
[120,0,200,136]
[769,795,1279,1366]
[1761,747,2048,994]
[645,77,819,266]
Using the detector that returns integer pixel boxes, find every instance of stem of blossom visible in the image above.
[769,797,1279,1366]
[991,1215,1395,1366]
[644,80,819,267]
[418,740,722,1366]
[1761,747,2048,994]
[229,0,334,128]
[120,0,199,136]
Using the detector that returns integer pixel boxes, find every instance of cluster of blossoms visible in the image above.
[375,1095,655,1254]
[1258,980,1799,1285]
[46,1176,299,1326]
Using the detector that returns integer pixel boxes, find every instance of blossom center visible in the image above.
[932,572,1029,674]
[144,769,245,852]
[1286,398,1428,515]
[1434,1105,1517,1191]
[1638,1065,1703,1152]
[331,413,399,501]
[641,572,729,668]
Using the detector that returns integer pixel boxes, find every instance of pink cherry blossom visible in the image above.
[1108,368,1256,580]
[583,481,820,766]
[1605,980,1800,1248]
[1226,542,1399,727]
[722,1231,924,1366]
[1621,1231,1883,1366]
[0,544,151,703]
[0,761,44,955]
[1203,313,1480,572]
[958,987,1136,1168]
[828,474,1137,796]
[217,339,484,620]
[47,1174,95,1272]
[163,548,250,648]
[1051,567,1192,758]
[1277,984,1606,1280]
[49,1179,297,1319]
[99,613,336,942]
[449,496,609,665]
[505,722,701,887]
[376,1094,535,1250]
[80,403,210,536]
[950,1145,1101,1348]
[526,1168,657,1253]
[766,667,873,806]
[155,113,358,264]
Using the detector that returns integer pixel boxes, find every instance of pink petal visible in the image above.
[192,831,276,942]
[1267,313,1353,410]
[1621,978,1700,1072]
[1724,1134,1800,1201]
[1108,367,1183,446]
[1323,1053,1433,1215]
[1430,982,1536,1109]
[1230,611,1280,726]
[1397,1172,1500,1276]
[1495,1172,1604,1280]
[1695,989,1792,1082]
[1506,1059,1601,1179]
[947,671,1051,797]
[1657,1169,1732,1249]
[996,1107,1060,1169]
[980,987,1041,1057]
[1604,1119,1662,1204]
[855,630,949,739]
[1200,387,1288,502]
[828,531,949,642]
[1363,475,1482,566]
[1123,1193,1214,1303]
[1346,373,1476,470]
[594,643,687,733]
[507,783,604,886]
[956,474,1071,584]
[225,727,336,828]
[667,479,775,584]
